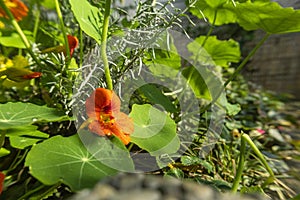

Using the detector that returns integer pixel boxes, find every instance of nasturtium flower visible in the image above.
[0,0,28,21]
[0,171,5,194]
[85,88,134,145]
[42,35,79,57]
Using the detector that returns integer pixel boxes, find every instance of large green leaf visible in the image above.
[25,134,117,191]
[130,104,180,156]
[188,36,241,67]
[0,102,68,130]
[189,0,236,25]
[6,125,48,149]
[69,0,102,43]
[231,2,300,34]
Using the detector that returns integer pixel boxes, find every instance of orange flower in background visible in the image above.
[85,88,134,145]
[0,172,5,194]
[41,35,79,57]
[0,0,28,21]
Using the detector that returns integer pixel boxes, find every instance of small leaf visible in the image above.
[226,102,241,116]
[6,125,48,149]
[0,32,33,48]
[69,0,102,43]
[130,104,180,156]
[0,102,68,130]
[0,148,10,157]
[25,134,117,191]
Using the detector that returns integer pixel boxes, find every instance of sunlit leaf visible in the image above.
[231,1,300,33]
[189,0,236,25]
[226,102,241,116]
[0,148,10,157]
[0,32,33,48]
[130,104,180,156]
[188,36,241,67]
[25,134,117,191]
[0,102,68,130]
[69,0,102,43]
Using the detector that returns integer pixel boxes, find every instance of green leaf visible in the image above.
[188,36,241,67]
[232,2,300,34]
[181,156,213,172]
[41,0,56,9]
[69,0,102,43]
[78,130,134,172]
[138,84,177,113]
[0,102,68,130]
[0,147,10,157]
[226,102,241,116]
[189,0,236,25]
[25,134,117,191]
[6,125,48,149]
[130,104,180,156]
[0,33,33,48]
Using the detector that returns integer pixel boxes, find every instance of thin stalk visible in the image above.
[201,10,217,47]
[54,0,71,60]
[17,182,61,200]
[0,0,41,67]
[33,9,40,39]
[231,135,246,193]
[101,0,113,90]
[79,29,83,67]
[242,134,275,178]
[0,130,6,148]
[201,33,271,113]
[231,134,275,193]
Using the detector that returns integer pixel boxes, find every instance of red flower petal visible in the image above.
[0,0,28,21]
[85,88,120,119]
[67,35,78,56]
[22,72,42,80]
[0,172,5,194]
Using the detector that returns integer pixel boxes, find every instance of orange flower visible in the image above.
[85,88,134,145]
[0,0,28,21]
[0,172,5,194]
[3,67,41,82]
[42,35,79,57]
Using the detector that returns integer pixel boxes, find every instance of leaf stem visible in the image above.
[231,134,246,193]
[0,0,41,67]
[201,10,217,47]
[0,130,6,148]
[54,0,71,61]
[101,0,113,90]
[231,134,275,193]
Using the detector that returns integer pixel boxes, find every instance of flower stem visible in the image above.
[101,0,113,90]
[54,0,71,61]
[0,130,6,148]
[231,134,275,193]
[201,10,217,47]
[231,134,246,193]
[0,0,41,67]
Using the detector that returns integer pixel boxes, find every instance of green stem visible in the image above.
[201,33,271,113]
[101,0,113,90]
[54,0,71,61]
[17,182,61,200]
[33,8,40,39]
[231,135,246,193]
[224,33,270,88]
[0,130,6,148]
[79,29,83,67]
[242,134,275,178]
[231,134,275,193]
[201,10,217,47]
[0,0,41,67]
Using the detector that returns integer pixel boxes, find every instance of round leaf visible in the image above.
[25,135,117,191]
[129,104,180,156]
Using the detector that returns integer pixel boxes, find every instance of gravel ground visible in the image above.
[69,173,268,200]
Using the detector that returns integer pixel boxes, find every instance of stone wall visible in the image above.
[243,31,300,99]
